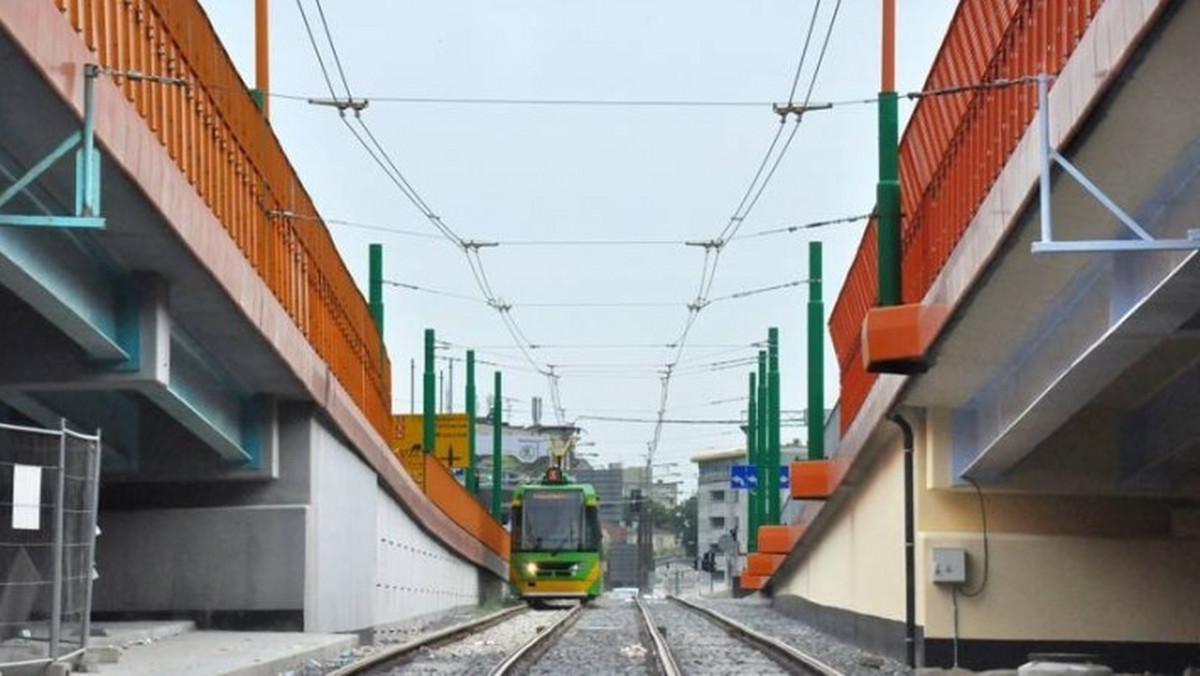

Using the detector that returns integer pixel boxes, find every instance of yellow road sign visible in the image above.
[391,415,426,487]
[392,413,471,470]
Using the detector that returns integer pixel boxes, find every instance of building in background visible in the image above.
[692,442,807,590]
[692,449,746,589]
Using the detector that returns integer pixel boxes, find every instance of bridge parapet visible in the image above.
[830,0,1104,433]
[49,0,391,440]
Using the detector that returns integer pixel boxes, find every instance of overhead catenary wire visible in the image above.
[268,90,881,108]
[293,0,338,100]
[292,0,566,421]
[576,415,809,425]
[645,2,844,464]
[262,77,1034,112]
[284,3,964,450]
[785,0,825,105]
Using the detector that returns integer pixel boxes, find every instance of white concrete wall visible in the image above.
[305,419,378,632]
[375,493,479,624]
[777,440,907,622]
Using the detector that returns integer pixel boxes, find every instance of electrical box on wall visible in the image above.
[931,547,967,584]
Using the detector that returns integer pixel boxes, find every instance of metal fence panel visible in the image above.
[0,421,101,669]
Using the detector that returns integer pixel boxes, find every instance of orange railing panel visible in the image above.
[424,455,510,560]
[829,0,1104,433]
[51,0,392,440]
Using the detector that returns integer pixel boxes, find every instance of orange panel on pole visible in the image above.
[757,525,803,554]
[745,553,784,577]
[789,460,836,500]
[739,572,767,591]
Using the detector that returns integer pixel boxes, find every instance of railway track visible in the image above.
[660,596,844,675]
[330,595,844,675]
[326,604,541,675]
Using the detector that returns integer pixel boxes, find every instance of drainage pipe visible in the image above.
[889,412,916,668]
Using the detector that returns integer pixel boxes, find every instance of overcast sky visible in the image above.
[198,1,958,486]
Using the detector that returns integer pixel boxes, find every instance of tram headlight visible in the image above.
[524,561,538,577]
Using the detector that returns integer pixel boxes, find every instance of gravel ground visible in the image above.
[373,604,501,646]
[524,599,648,675]
[377,607,572,675]
[642,598,789,675]
[692,596,911,676]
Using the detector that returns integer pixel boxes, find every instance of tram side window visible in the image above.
[584,505,601,550]
[511,505,523,547]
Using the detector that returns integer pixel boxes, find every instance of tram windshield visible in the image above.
[514,489,599,552]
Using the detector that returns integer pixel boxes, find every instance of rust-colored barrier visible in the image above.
[424,454,510,560]
[756,525,804,555]
[830,0,1104,433]
[745,552,785,577]
[49,0,392,440]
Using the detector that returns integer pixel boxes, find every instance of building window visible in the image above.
[709,516,725,529]
[710,490,725,502]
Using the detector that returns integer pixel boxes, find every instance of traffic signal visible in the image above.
[700,551,715,572]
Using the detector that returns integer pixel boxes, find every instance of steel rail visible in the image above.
[328,604,528,675]
[488,602,586,675]
[635,597,683,676]
[668,596,844,676]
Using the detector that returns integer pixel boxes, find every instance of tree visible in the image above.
[674,494,698,560]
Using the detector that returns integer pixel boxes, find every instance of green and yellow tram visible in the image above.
[508,462,603,604]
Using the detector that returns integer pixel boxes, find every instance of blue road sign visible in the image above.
[730,464,756,489]
[730,464,790,490]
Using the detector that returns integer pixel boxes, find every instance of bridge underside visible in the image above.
[772,3,1200,671]
[908,0,1200,499]
[0,24,313,476]
[0,3,504,635]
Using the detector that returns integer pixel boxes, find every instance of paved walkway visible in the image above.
[80,622,357,676]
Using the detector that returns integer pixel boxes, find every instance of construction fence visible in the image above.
[0,421,101,670]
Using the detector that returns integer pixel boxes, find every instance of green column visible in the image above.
[878,90,901,306]
[491,371,503,520]
[747,371,758,552]
[369,244,384,336]
[423,329,436,455]
[767,327,781,526]
[466,350,477,494]
[755,351,768,544]
[808,241,825,460]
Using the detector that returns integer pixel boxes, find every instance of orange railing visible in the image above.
[829,0,1104,433]
[51,0,392,439]
[424,455,510,560]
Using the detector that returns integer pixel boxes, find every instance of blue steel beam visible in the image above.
[98,278,261,467]
[1120,358,1200,486]
[0,225,130,362]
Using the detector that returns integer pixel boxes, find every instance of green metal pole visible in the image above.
[369,244,384,337]
[768,327,781,526]
[747,371,758,552]
[808,241,825,460]
[466,350,477,494]
[491,371,503,520]
[877,95,901,305]
[878,0,901,307]
[423,329,436,455]
[755,351,768,543]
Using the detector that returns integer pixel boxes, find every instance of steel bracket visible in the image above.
[0,64,105,229]
[1031,74,1199,254]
